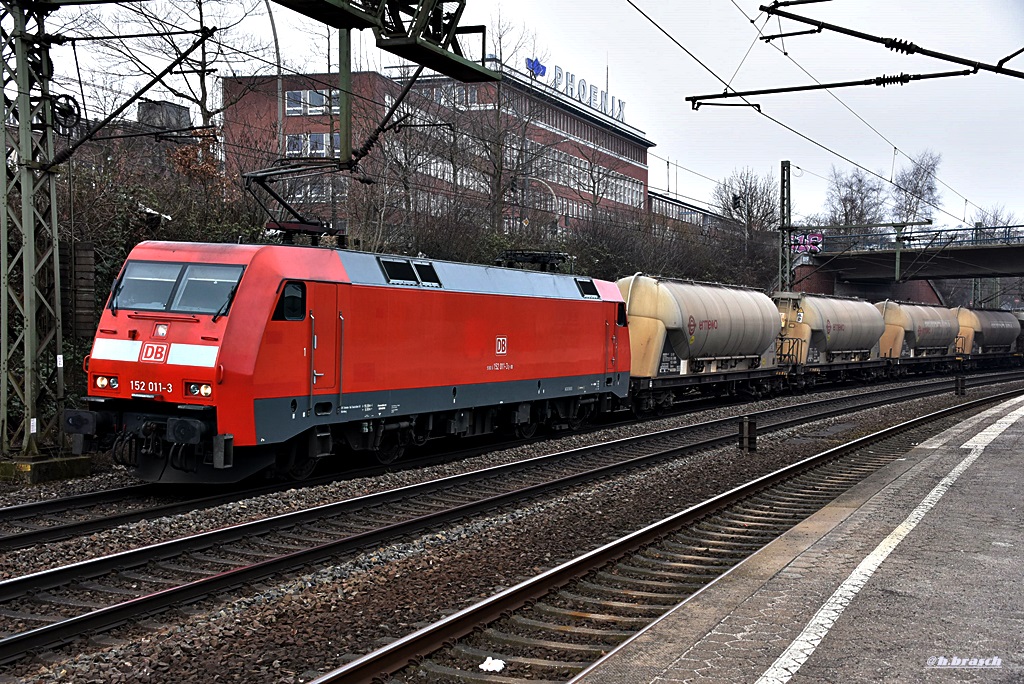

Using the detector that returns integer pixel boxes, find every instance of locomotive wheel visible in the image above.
[280,437,318,481]
[287,456,317,480]
[567,407,591,431]
[514,422,539,439]
[374,444,404,465]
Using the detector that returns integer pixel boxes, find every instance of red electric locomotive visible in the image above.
[63,241,631,483]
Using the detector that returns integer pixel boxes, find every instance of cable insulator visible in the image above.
[874,73,911,87]
[884,38,918,55]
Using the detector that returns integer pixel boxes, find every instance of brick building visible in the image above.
[221,57,725,252]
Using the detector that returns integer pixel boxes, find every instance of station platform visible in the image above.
[572,395,1024,683]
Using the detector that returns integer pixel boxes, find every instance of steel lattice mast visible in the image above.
[1,1,63,459]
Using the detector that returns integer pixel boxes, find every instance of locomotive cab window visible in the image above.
[111,261,244,315]
[171,264,244,314]
[272,282,306,321]
[617,302,627,326]
[575,278,600,299]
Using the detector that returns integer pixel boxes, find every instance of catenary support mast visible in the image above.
[1,2,64,459]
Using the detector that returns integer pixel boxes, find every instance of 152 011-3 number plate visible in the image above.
[129,380,173,394]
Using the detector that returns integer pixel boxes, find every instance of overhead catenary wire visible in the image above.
[624,0,987,228]
[56,3,1003,237]
[732,3,992,223]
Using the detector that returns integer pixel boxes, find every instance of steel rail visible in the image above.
[0,378,1017,663]
[2,370,1015,550]
[314,386,1024,683]
[0,376,975,594]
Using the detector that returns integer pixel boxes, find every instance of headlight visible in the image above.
[95,376,108,389]
[186,382,213,398]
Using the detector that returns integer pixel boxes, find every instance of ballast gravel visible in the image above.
[0,380,1018,683]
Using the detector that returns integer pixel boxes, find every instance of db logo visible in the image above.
[495,336,508,356]
[140,342,169,363]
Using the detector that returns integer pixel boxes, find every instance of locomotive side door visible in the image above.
[605,302,625,374]
[307,282,339,397]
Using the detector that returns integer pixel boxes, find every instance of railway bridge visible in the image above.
[793,227,1024,304]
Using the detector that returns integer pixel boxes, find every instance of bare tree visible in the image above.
[78,0,275,128]
[890,150,942,223]
[712,167,779,240]
[708,168,780,288]
[821,166,888,230]
[971,204,1018,236]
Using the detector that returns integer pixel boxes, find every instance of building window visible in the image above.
[284,89,340,116]
[286,134,305,157]
[308,132,327,157]
[286,91,304,116]
[307,90,327,115]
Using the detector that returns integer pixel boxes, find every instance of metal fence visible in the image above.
[811,225,1024,254]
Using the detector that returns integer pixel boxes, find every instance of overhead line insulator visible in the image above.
[874,73,911,87]
[884,38,919,55]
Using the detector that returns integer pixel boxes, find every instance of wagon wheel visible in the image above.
[631,394,654,420]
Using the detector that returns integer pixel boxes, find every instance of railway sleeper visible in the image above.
[709,513,791,529]
[417,659,563,683]
[612,563,713,586]
[665,534,766,550]
[510,613,633,641]
[453,642,589,674]
[692,522,782,538]
[641,548,739,565]
[556,590,676,615]
[481,627,609,657]
[531,602,651,628]
[73,581,143,598]
[631,554,730,574]
[576,579,686,603]
[594,570,696,593]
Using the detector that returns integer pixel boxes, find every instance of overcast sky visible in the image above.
[56,0,1023,229]
[452,0,1024,228]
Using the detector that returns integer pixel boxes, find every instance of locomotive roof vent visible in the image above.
[575,278,600,299]
[379,257,443,288]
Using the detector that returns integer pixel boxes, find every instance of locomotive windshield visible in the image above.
[111,261,245,315]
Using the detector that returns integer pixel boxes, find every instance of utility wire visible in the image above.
[732,3,989,223]
[625,0,969,227]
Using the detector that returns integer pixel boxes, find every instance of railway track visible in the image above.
[0,447,502,552]
[317,388,1021,684]
[0,376,1016,665]
[1,372,1014,553]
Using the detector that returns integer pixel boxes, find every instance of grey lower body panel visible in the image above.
[253,372,628,446]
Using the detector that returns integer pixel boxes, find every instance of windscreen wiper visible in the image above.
[109,281,123,316]
[212,283,239,322]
